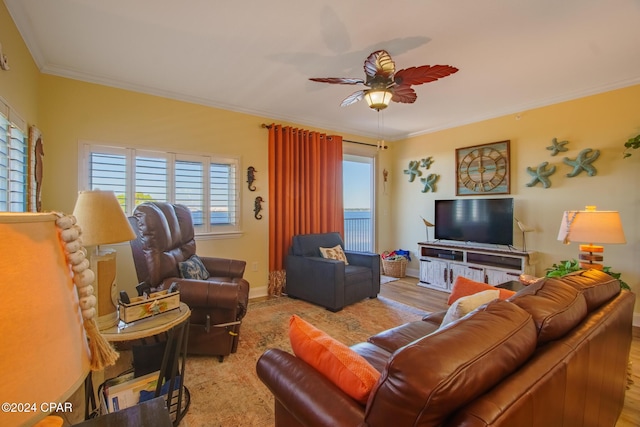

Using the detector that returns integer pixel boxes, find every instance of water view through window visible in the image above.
[343,156,373,252]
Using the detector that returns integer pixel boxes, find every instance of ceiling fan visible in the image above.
[310,50,458,111]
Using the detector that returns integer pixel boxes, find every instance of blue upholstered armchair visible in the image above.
[285,232,380,312]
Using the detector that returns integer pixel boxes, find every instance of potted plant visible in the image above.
[623,133,640,158]
[545,259,630,290]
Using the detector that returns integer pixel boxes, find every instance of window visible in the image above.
[343,153,375,253]
[0,100,27,212]
[79,143,240,236]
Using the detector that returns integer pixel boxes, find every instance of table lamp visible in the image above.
[557,206,626,269]
[73,190,136,330]
[0,213,93,426]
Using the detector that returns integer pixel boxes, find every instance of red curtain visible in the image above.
[268,124,344,296]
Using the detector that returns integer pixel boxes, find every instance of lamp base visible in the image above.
[96,311,119,330]
[578,244,604,270]
[90,249,120,331]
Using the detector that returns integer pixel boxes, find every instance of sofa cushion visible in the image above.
[368,320,440,353]
[178,254,210,280]
[319,244,349,264]
[509,277,587,345]
[554,269,620,312]
[288,315,380,404]
[364,300,537,427]
[448,276,516,305]
[440,289,500,328]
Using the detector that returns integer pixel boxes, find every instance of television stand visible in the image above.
[417,242,537,292]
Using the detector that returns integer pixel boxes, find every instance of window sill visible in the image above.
[195,231,244,240]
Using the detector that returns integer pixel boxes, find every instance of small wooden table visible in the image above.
[90,303,191,426]
[101,302,190,342]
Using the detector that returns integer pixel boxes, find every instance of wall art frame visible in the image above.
[455,140,510,196]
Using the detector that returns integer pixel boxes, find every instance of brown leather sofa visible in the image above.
[129,202,250,360]
[257,269,634,426]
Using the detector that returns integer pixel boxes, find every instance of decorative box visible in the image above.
[118,290,180,324]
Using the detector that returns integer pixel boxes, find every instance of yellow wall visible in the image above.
[0,1,39,125]
[36,74,377,298]
[386,85,640,313]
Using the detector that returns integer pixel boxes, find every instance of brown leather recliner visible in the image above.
[128,202,250,361]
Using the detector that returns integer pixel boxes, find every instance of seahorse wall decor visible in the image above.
[254,196,264,219]
[247,166,257,191]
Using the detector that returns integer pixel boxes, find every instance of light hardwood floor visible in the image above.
[380,276,640,427]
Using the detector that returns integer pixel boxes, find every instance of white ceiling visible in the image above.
[5,0,640,140]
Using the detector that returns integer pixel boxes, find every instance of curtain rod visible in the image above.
[261,123,387,149]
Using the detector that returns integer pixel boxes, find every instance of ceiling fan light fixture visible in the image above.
[364,89,392,111]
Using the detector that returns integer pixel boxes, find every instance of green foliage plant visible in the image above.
[545,259,630,290]
[623,133,640,158]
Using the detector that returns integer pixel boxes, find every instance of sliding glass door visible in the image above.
[343,154,374,252]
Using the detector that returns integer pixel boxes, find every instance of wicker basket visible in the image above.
[381,257,408,278]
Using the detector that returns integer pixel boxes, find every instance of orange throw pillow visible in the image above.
[448,276,516,305]
[288,315,380,404]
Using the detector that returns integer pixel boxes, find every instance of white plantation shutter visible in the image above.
[89,149,129,211]
[8,125,27,212]
[135,154,168,206]
[80,143,240,235]
[0,100,28,212]
[210,162,237,225]
[175,158,205,229]
[0,114,9,211]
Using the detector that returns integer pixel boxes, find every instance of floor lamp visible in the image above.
[557,206,626,269]
[73,190,136,330]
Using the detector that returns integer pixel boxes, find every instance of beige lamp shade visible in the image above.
[73,190,136,246]
[557,208,626,245]
[0,213,91,426]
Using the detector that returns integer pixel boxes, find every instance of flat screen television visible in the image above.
[434,198,514,246]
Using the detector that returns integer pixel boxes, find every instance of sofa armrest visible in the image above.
[200,257,246,278]
[165,278,241,311]
[256,349,365,426]
[345,251,380,270]
[422,310,446,327]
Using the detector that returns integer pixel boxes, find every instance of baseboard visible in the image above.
[405,267,419,278]
[249,286,269,300]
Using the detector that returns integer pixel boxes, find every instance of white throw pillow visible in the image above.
[319,245,349,265]
[440,289,500,328]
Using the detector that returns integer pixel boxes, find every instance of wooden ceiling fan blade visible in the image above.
[394,64,459,86]
[364,50,395,79]
[309,77,364,85]
[391,85,417,103]
[340,90,366,107]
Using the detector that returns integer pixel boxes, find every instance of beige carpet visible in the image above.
[181,295,426,427]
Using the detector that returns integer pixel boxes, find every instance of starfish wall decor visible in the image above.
[526,161,556,188]
[563,148,600,177]
[420,174,439,193]
[526,138,602,189]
